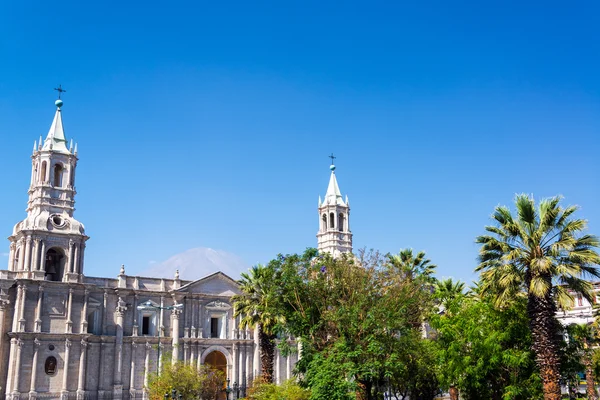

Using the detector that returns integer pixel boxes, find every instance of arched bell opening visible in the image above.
[44,248,66,282]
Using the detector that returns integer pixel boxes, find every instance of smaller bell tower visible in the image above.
[6,93,88,282]
[317,157,352,257]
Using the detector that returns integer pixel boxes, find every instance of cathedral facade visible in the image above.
[1,98,353,400]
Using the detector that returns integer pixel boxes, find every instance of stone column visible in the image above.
[171,308,181,364]
[231,343,238,385]
[129,342,138,399]
[23,236,32,272]
[245,343,252,385]
[73,245,79,276]
[11,339,23,397]
[34,285,43,332]
[101,290,108,335]
[7,243,15,271]
[0,298,10,396]
[113,297,127,399]
[11,286,22,333]
[29,338,41,399]
[61,339,71,399]
[97,342,105,392]
[65,288,73,333]
[77,339,88,399]
[196,346,203,372]
[18,285,27,332]
[18,240,25,271]
[238,342,245,386]
[31,239,40,273]
[159,296,165,337]
[67,240,74,274]
[190,299,197,338]
[286,351,291,381]
[78,244,86,275]
[39,241,46,272]
[189,342,196,367]
[80,290,89,333]
[144,342,151,389]
[132,294,139,336]
[183,342,189,364]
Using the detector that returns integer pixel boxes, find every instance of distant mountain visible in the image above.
[142,247,249,281]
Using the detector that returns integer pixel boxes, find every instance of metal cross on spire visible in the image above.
[54,85,66,99]
[329,153,336,165]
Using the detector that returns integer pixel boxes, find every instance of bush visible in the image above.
[147,359,225,400]
[246,379,311,400]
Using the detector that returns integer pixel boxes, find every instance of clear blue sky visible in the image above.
[1,1,599,284]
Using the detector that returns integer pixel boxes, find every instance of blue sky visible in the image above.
[1,1,599,283]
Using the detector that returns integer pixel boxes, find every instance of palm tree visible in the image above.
[388,249,437,283]
[476,194,600,400]
[434,278,465,309]
[232,264,283,383]
[568,323,598,400]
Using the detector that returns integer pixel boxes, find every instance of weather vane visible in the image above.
[54,85,66,99]
[329,153,336,165]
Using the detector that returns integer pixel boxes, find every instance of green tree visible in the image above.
[274,249,438,400]
[430,294,542,400]
[566,323,598,400]
[434,278,465,310]
[147,361,224,400]
[232,264,284,383]
[247,379,311,400]
[476,194,600,400]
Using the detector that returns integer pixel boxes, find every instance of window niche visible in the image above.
[139,309,157,336]
[45,356,57,375]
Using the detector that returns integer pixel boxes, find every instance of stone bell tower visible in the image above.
[317,158,353,256]
[6,94,88,282]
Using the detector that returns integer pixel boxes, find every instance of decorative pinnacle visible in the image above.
[54,85,66,108]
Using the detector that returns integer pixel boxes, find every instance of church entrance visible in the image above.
[45,248,65,281]
[204,351,228,400]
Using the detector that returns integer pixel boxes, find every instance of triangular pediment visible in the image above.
[177,271,240,296]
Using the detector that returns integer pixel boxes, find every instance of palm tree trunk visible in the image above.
[585,353,597,400]
[528,290,562,400]
[258,325,276,383]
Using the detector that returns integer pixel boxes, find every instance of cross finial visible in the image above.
[329,153,336,165]
[54,84,66,99]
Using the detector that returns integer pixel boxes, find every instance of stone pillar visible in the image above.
[132,294,139,337]
[67,240,74,274]
[11,286,21,333]
[65,288,73,333]
[129,342,138,399]
[0,298,10,396]
[97,342,105,392]
[61,339,71,399]
[159,296,165,337]
[190,299,197,338]
[144,342,151,388]
[171,308,181,364]
[196,346,203,372]
[80,290,89,333]
[29,338,41,399]
[7,243,15,271]
[39,241,46,272]
[183,342,189,364]
[73,245,79,276]
[34,285,43,332]
[189,342,196,367]
[245,343,252,385]
[275,347,280,384]
[113,297,127,399]
[18,240,25,271]
[78,244,86,275]
[101,290,108,335]
[18,285,27,332]
[23,236,32,272]
[238,342,244,386]
[231,343,238,384]
[11,339,23,397]
[31,239,39,273]
[77,339,88,399]
[286,351,291,381]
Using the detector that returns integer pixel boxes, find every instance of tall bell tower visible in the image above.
[316,158,352,256]
[6,94,88,282]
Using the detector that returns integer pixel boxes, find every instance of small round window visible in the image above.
[45,356,57,375]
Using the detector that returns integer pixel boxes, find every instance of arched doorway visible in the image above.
[204,351,227,400]
[45,248,65,281]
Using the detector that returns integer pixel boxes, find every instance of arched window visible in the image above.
[53,164,63,187]
[338,213,345,232]
[45,248,64,282]
[322,214,327,230]
[40,161,47,183]
[329,213,335,230]
[45,356,57,375]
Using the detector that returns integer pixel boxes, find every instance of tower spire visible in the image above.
[316,156,352,256]
[42,93,70,154]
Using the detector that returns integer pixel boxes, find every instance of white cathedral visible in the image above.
[1,97,353,400]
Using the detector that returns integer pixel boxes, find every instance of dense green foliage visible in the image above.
[246,379,311,400]
[147,360,224,400]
